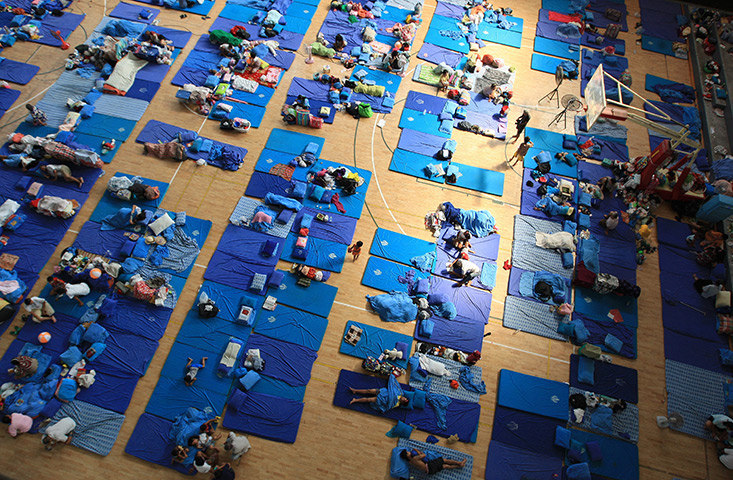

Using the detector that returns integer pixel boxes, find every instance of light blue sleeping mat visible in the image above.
[531,52,568,74]
[399,108,451,138]
[248,374,306,402]
[265,128,325,156]
[534,36,580,61]
[361,256,431,293]
[450,162,505,196]
[43,400,125,456]
[280,233,347,273]
[503,295,566,341]
[266,269,337,318]
[340,320,412,368]
[389,148,445,184]
[477,20,523,48]
[497,369,569,421]
[370,228,437,267]
[253,303,328,351]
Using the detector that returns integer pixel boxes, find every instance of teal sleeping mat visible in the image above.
[574,287,638,328]
[146,377,228,421]
[424,15,470,54]
[567,429,640,480]
[210,100,266,128]
[399,109,451,138]
[339,320,412,368]
[158,341,237,396]
[264,128,325,156]
[389,148,446,184]
[369,228,436,267]
[477,21,523,48]
[253,303,328,351]
[361,256,430,293]
[280,233,347,273]
[248,374,306,401]
[265,269,337,318]
[175,311,252,354]
[75,114,137,142]
[522,147,578,179]
[534,36,580,61]
[450,162,505,196]
[531,52,567,74]
[497,369,569,421]
[641,34,676,56]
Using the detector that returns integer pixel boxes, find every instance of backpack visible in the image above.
[198,300,219,318]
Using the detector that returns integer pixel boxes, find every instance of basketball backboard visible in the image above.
[584,64,607,130]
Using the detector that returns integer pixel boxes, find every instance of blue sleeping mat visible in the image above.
[389,148,445,184]
[665,359,731,439]
[265,128,325,156]
[125,413,192,475]
[569,354,638,403]
[519,169,578,227]
[176,311,252,354]
[409,356,483,403]
[403,395,481,443]
[280,233,347,273]
[664,328,731,375]
[170,65,208,87]
[75,114,137,142]
[404,91,447,113]
[16,312,77,353]
[491,406,567,459]
[567,429,639,480]
[0,87,20,113]
[109,2,159,23]
[641,34,675,57]
[569,386,639,443]
[143,25,191,48]
[135,118,193,144]
[284,95,337,123]
[370,228,436,267]
[536,20,579,44]
[662,296,719,343]
[289,207,357,245]
[72,221,130,261]
[44,400,125,456]
[146,377,228,421]
[244,171,290,199]
[397,127,445,155]
[350,66,402,97]
[424,16,470,54]
[530,52,569,75]
[333,369,408,422]
[477,20,523,48]
[485,441,562,480]
[581,32,626,55]
[194,280,262,323]
[93,327,159,378]
[573,312,637,358]
[417,42,464,67]
[415,313,487,353]
[574,287,638,328]
[75,369,139,414]
[450,162,506,196]
[534,36,580,61]
[265,269,336,318]
[497,369,569,421]
[216,224,285,267]
[159,341,236,396]
[99,296,172,341]
[204,249,276,293]
[658,244,710,276]
[222,390,304,443]
[361,256,430,293]
[253,149,302,178]
[645,74,693,102]
[340,320,412,368]
[655,217,694,248]
[399,109,451,138]
[210,100,266,128]
[502,295,565,341]
[245,334,317,387]
[253,303,328,351]
[248,374,306,402]
[429,275,492,324]
[0,58,39,85]
[437,225,500,262]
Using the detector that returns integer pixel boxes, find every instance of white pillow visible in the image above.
[148,213,175,235]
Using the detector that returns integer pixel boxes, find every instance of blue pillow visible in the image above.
[414,278,430,295]
[268,270,284,288]
[204,75,219,88]
[382,95,395,108]
[276,209,293,224]
[408,355,426,382]
[83,323,109,344]
[419,318,434,337]
[290,182,307,199]
[79,104,95,119]
[292,246,308,260]
[310,184,326,201]
[572,319,590,343]
[400,391,415,410]
[535,150,552,165]
[386,420,414,438]
[199,139,213,153]
[578,213,591,229]
[561,251,574,269]
[56,378,78,402]
[577,356,595,385]
[189,137,204,152]
[563,137,577,150]
[438,112,453,121]
[604,333,623,353]
[68,325,86,346]
[390,447,410,479]
[85,342,107,362]
[60,346,83,367]
[585,441,603,462]
[300,214,313,229]
[239,370,260,390]
[83,90,103,105]
[579,192,592,207]
[554,426,571,448]
[557,322,575,337]
[320,189,333,204]
[411,390,426,409]
[394,341,408,359]
[262,239,279,257]
[427,293,449,305]
[564,153,578,166]
[228,389,247,411]
[567,463,591,480]
[564,220,577,233]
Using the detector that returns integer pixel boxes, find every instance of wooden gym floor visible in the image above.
[0,0,728,478]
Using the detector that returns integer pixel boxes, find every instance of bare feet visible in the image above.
[78,178,84,188]
[349,398,357,405]
[349,387,356,394]
[460,459,467,467]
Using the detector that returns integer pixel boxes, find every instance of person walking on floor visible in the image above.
[510,110,530,143]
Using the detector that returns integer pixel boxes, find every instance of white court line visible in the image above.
[485,339,569,364]
[371,115,405,234]
[334,300,367,311]
[68,229,79,234]
[7,85,51,114]
[193,263,207,269]
[492,298,504,306]
[170,116,208,185]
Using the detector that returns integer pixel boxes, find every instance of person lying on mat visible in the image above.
[701,230,727,249]
[705,414,733,443]
[0,154,40,171]
[223,432,251,465]
[42,417,76,451]
[8,355,38,379]
[400,449,467,475]
[22,296,57,323]
[101,205,147,231]
[349,375,408,413]
[447,258,481,287]
[693,274,725,299]
[39,164,84,188]
[61,281,91,307]
[3,413,33,438]
[184,356,208,386]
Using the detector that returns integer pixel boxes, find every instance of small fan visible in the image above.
[656,412,684,428]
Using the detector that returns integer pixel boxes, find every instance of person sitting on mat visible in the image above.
[349,375,408,412]
[39,164,84,188]
[597,176,617,196]
[184,356,208,386]
[212,462,237,479]
[451,229,474,252]
[705,414,733,443]
[693,274,725,298]
[447,258,480,287]
[400,449,467,475]
[22,296,57,323]
[599,211,619,234]
[42,417,76,451]
[171,445,189,464]
[223,432,251,465]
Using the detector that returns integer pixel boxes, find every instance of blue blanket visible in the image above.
[458,209,495,237]
[373,374,404,413]
[366,291,418,323]
[459,366,486,394]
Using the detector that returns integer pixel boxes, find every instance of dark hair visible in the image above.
[1,416,10,424]
[134,211,147,222]
[400,449,409,460]
[356,241,363,247]
[46,276,55,283]
[23,298,31,305]
[199,425,207,433]
[194,457,205,466]
[172,448,181,456]
[524,136,530,143]
[188,436,198,446]
[464,231,471,239]
[43,436,52,445]
[10,359,19,366]
[184,374,193,383]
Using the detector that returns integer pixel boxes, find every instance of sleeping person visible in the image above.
[349,375,408,413]
[39,164,84,188]
[101,205,147,231]
[28,196,80,219]
[401,449,467,475]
